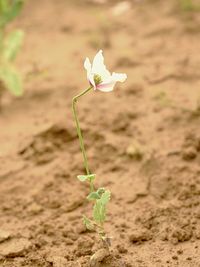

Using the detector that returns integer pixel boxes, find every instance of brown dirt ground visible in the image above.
[1,0,200,266]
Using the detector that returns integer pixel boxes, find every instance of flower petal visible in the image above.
[84,57,92,73]
[88,73,96,89]
[96,81,116,92]
[96,72,127,92]
[111,72,127,82]
[84,57,96,88]
[92,50,111,80]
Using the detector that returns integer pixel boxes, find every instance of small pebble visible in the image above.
[90,248,110,267]
[116,244,128,254]
[177,249,183,255]
[182,147,197,161]
[0,238,31,257]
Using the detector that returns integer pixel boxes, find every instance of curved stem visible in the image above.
[72,86,93,176]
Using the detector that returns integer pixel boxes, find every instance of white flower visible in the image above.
[84,50,127,92]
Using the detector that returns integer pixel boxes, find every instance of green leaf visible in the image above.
[87,188,106,201]
[83,215,94,231]
[9,0,24,19]
[96,187,105,196]
[92,190,111,224]
[3,30,24,61]
[100,190,111,205]
[87,192,100,201]
[0,65,23,96]
[87,174,96,182]
[77,175,88,182]
[93,200,106,224]
[77,174,96,182]
[0,0,9,14]
[0,0,24,27]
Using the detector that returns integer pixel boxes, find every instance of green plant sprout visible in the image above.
[72,50,127,248]
[0,0,24,104]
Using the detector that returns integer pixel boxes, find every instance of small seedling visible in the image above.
[72,50,127,248]
[0,0,24,105]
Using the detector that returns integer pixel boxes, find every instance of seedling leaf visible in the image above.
[3,30,24,61]
[87,192,100,201]
[83,215,94,231]
[0,0,24,27]
[77,174,96,182]
[93,190,111,223]
[100,190,111,205]
[0,0,9,14]
[0,65,23,96]
[93,200,105,223]
[96,187,105,195]
[8,0,24,21]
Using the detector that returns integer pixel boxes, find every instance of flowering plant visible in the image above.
[72,50,127,248]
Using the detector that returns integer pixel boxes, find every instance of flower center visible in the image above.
[94,74,102,85]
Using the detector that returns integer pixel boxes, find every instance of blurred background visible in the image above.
[0,1,200,266]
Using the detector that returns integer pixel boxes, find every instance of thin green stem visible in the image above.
[72,86,93,177]
[0,23,5,60]
[89,179,94,192]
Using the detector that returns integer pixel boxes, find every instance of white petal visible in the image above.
[84,57,92,73]
[97,81,115,92]
[84,57,96,88]
[92,50,111,80]
[111,72,127,82]
[96,72,127,92]
[84,57,92,79]
[88,73,96,89]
